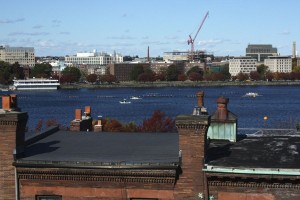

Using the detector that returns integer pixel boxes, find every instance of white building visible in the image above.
[229,57,257,76]
[0,46,35,67]
[65,50,123,66]
[264,56,292,73]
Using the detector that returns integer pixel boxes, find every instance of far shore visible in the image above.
[59,80,300,89]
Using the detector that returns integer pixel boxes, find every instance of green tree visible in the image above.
[0,61,24,85]
[166,65,180,81]
[61,66,81,83]
[293,66,300,73]
[129,65,144,81]
[257,64,268,79]
[31,63,52,78]
[220,64,231,80]
[187,66,202,76]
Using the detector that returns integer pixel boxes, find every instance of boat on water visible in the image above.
[11,78,60,90]
[119,99,131,104]
[243,92,259,97]
[130,96,142,100]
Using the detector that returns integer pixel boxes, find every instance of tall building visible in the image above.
[264,56,292,73]
[229,56,257,76]
[0,45,35,67]
[246,44,277,62]
[65,50,123,66]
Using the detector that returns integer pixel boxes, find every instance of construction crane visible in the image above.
[187,11,209,61]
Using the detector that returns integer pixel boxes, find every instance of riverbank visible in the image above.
[60,80,300,89]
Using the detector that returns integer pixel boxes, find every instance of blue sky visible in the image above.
[1,0,299,57]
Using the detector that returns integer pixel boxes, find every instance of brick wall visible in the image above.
[17,167,177,199]
[174,114,210,200]
[0,111,28,200]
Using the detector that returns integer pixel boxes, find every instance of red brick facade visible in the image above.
[0,95,28,200]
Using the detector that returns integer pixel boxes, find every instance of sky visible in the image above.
[0,0,299,57]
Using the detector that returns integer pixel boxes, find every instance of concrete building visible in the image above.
[65,50,123,66]
[246,44,277,62]
[229,57,257,76]
[2,93,300,200]
[0,45,35,67]
[264,56,292,73]
[163,50,213,63]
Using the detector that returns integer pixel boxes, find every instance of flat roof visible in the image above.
[207,135,300,170]
[18,131,179,167]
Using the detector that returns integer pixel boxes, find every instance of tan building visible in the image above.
[229,56,257,76]
[0,45,35,67]
[264,56,292,73]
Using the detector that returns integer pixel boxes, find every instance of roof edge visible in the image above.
[204,165,300,176]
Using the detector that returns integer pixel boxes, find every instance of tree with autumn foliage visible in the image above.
[141,110,176,132]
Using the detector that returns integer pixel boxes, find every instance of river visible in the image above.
[2,85,300,131]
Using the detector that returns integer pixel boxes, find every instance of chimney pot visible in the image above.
[216,96,229,121]
[85,106,91,116]
[2,95,11,110]
[75,109,82,121]
[196,91,204,107]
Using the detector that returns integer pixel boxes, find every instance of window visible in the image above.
[36,196,62,200]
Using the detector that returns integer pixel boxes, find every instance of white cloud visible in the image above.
[0,18,24,24]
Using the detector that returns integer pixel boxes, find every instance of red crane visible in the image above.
[187,11,209,60]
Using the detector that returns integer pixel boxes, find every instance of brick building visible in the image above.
[108,63,151,81]
[1,93,300,200]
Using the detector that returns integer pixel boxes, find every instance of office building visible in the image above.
[65,50,123,66]
[0,45,35,67]
[246,44,277,62]
[229,57,257,76]
[264,56,292,73]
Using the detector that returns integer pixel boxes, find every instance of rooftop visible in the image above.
[207,134,300,171]
[17,130,179,168]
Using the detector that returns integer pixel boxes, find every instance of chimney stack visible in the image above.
[2,94,19,111]
[175,91,211,199]
[0,95,28,199]
[75,109,82,121]
[196,91,204,107]
[70,107,93,131]
[216,97,229,121]
[84,106,91,117]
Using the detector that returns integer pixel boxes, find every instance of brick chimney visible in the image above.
[0,95,28,200]
[174,91,210,199]
[70,107,93,132]
[197,91,204,107]
[193,91,208,115]
[215,96,229,121]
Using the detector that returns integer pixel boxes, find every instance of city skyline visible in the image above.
[0,0,299,57]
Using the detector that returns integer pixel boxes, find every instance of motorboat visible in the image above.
[244,92,259,97]
[119,99,131,104]
[130,96,142,100]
